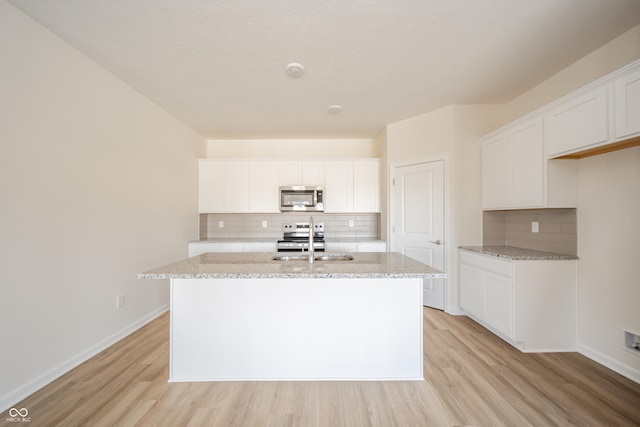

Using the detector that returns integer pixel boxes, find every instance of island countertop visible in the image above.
[138,252,446,280]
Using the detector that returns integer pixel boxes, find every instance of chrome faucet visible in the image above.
[308,216,315,264]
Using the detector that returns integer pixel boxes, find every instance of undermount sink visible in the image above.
[313,254,354,261]
[271,254,354,262]
[271,255,309,261]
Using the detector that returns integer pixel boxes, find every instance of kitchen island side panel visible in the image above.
[169,278,423,381]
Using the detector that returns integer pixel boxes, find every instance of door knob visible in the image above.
[430,240,442,245]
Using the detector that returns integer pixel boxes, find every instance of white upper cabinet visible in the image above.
[353,160,380,212]
[199,159,380,213]
[279,162,302,186]
[545,85,610,157]
[482,117,548,209]
[198,160,224,213]
[482,60,640,209]
[511,118,544,207]
[324,159,380,213]
[482,133,511,209]
[542,59,640,158]
[324,161,354,212]
[279,161,325,186]
[223,162,249,212]
[249,161,280,213]
[614,66,640,139]
[483,116,577,210]
[301,161,325,187]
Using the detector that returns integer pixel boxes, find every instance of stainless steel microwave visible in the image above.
[279,186,324,212]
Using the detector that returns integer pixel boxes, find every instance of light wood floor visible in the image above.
[5,308,640,426]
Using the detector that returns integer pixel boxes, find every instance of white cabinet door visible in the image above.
[482,134,511,209]
[511,117,544,208]
[353,160,380,212]
[483,116,563,209]
[280,161,325,186]
[198,160,224,213]
[459,262,485,320]
[302,161,325,186]
[614,66,640,139]
[459,251,514,339]
[545,85,610,157]
[243,242,277,252]
[326,242,357,252]
[280,162,302,186]
[249,162,280,212]
[484,273,513,338]
[324,161,353,213]
[224,162,249,212]
[356,242,386,252]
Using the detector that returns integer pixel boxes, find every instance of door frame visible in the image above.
[388,155,450,311]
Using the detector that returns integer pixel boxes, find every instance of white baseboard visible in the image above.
[578,343,640,384]
[0,305,169,413]
[445,306,466,316]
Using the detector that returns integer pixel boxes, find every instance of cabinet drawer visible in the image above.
[459,250,512,277]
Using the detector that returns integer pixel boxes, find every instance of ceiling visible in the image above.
[9,0,640,139]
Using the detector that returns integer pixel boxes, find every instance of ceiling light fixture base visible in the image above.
[286,63,305,77]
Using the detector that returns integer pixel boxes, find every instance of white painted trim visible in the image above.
[446,307,467,316]
[578,343,640,384]
[0,305,169,413]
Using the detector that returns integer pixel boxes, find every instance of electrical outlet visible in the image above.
[262,220,267,228]
[218,220,224,228]
[531,221,539,233]
[116,294,125,310]
[349,220,354,227]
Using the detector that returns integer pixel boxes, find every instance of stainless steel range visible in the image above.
[276,222,325,252]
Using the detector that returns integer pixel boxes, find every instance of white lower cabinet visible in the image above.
[188,242,275,257]
[243,242,277,253]
[459,249,576,352]
[191,241,385,257]
[355,242,387,252]
[325,242,386,252]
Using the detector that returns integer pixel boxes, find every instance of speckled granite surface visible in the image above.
[189,238,386,244]
[459,246,578,260]
[139,252,446,279]
[189,237,276,243]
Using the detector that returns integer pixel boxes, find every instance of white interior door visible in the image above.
[392,160,445,310]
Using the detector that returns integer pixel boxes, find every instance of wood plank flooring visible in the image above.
[4,308,640,426]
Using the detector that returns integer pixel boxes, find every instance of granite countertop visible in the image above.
[139,252,445,280]
[459,245,578,260]
[189,237,276,243]
[328,238,386,243]
[189,237,385,244]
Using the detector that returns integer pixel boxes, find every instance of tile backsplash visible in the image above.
[483,208,577,256]
[200,213,380,239]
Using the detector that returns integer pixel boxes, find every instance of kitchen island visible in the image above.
[139,252,445,382]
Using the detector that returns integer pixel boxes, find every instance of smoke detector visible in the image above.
[286,63,305,77]
[328,105,342,114]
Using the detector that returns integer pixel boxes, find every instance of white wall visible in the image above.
[0,1,205,410]
[385,105,503,313]
[576,147,640,378]
[502,24,640,125]
[207,138,381,158]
